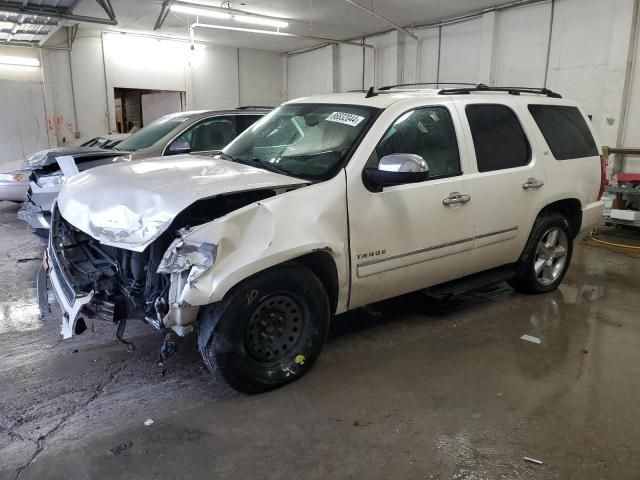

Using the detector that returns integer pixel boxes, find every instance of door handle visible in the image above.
[522,177,545,190]
[442,192,471,206]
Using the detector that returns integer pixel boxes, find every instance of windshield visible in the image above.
[116,113,191,151]
[222,104,378,179]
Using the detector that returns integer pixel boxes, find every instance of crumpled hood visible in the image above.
[22,146,121,170]
[57,155,309,251]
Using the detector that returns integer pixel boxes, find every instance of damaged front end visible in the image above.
[43,206,175,338]
[41,187,285,340]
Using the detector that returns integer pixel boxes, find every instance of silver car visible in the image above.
[112,107,269,159]
[19,108,270,235]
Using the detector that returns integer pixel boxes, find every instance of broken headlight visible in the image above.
[0,172,23,183]
[157,238,217,284]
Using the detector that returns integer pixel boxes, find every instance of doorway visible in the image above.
[114,88,185,134]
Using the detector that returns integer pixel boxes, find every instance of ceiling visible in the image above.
[0,0,506,51]
[69,0,504,52]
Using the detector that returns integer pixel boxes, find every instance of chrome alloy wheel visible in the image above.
[534,227,569,285]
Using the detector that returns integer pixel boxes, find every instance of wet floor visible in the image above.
[1,200,639,480]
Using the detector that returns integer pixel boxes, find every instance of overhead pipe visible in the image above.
[339,0,418,40]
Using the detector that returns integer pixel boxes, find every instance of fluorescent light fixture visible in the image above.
[0,55,40,67]
[233,15,288,28]
[194,23,292,37]
[170,4,231,19]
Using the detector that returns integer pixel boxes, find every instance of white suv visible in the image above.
[40,85,605,393]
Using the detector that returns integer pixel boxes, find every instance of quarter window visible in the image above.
[466,104,531,172]
[528,105,598,160]
[373,106,461,179]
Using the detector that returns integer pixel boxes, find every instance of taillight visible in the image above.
[598,154,607,200]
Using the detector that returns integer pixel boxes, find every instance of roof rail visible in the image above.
[237,105,274,110]
[379,82,485,91]
[439,86,562,98]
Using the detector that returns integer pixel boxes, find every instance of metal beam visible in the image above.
[0,39,70,50]
[0,1,117,26]
[0,28,48,35]
[340,0,418,40]
[96,0,116,21]
[0,17,59,26]
[154,0,175,30]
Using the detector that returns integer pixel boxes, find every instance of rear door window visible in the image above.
[465,104,531,172]
[528,105,598,160]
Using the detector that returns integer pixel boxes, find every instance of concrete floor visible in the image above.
[0,200,639,480]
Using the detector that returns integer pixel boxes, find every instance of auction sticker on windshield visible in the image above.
[326,112,365,127]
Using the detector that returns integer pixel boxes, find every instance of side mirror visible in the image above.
[166,138,191,155]
[364,153,429,192]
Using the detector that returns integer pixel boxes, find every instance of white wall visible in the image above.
[495,2,551,87]
[621,2,640,172]
[0,46,51,164]
[1,29,286,160]
[0,80,50,165]
[239,49,283,106]
[337,44,365,92]
[287,45,334,99]
[438,18,483,83]
[285,0,640,158]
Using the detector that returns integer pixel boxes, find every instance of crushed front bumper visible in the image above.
[18,200,51,231]
[18,180,58,231]
[38,239,94,339]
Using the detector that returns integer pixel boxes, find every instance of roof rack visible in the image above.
[438,86,562,98]
[378,82,485,91]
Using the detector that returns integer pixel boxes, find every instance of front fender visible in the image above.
[177,175,350,313]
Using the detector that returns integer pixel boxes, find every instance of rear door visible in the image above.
[452,99,548,274]
[346,101,476,308]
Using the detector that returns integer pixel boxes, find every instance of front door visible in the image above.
[346,103,476,308]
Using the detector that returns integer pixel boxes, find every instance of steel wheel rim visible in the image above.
[534,226,568,285]
[244,293,307,363]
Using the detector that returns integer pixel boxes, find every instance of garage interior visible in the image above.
[1,0,640,479]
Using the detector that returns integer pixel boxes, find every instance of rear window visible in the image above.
[528,105,598,160]
[465,104,531,172]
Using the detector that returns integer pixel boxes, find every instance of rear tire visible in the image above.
[510,212,573,294]
[201,263,330,394]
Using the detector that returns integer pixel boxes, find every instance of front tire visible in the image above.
[201,263,330,394]
[510,212,573,294]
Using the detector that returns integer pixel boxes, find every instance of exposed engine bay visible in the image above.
[48,189,279,337]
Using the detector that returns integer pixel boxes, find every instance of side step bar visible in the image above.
[426,265,516,299]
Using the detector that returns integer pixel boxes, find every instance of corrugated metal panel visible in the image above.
[0,0,78,44]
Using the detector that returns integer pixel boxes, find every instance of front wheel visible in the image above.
[510,212,573,294]
[200,263,330,394]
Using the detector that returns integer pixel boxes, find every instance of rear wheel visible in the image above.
[201,264,330,394]
[510,212,573,294]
